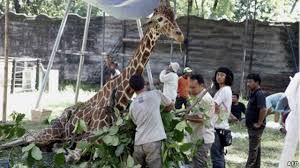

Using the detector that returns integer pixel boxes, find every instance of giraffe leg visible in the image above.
[33,106,76,144]
[32,120,66,145]
[65,148,82,163]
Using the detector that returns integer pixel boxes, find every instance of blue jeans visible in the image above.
[211,131,225,168]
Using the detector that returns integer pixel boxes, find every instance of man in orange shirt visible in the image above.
[175,67,193,109]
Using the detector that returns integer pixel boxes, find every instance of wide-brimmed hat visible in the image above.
[170,62,180,73]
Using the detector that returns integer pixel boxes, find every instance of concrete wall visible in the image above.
[0,12,298,94]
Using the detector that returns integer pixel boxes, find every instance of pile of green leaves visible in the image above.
[161,111,203,168]
[0,112,26,140]
[68,110,139,168]
[68,108,202,168]
[1,106,204,167]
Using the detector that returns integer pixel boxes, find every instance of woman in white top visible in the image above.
[159,62,180,102]
[210,67,233,168]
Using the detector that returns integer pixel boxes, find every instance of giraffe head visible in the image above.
[146,1,184,43]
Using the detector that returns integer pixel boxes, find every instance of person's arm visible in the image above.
[128,105,136,124]
[254,92,267,128]
[242,103,246,114]
[158,90,174,112]
[164,103,175,112]
[159,70,173,82]
[214,88,232,114]
[230,113,238,121]
[214,102,220,114]
[177,78,182,95]
[258,108,267,124]
[240,103,246,118]
[266,108,273,115]
[214,90,224,114]
[186,95,212,124]
[254,107,267,128]
[185,114,203,123]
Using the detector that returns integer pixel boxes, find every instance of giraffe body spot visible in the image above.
[136,65,144,74]
[146,38,151,48]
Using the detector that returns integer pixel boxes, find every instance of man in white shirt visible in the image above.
[185,74,216,168]
[110,62,121,79]
[159,62,180,102]
[129,74,174,168]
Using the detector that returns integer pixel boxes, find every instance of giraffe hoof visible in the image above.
[65,148,82,163]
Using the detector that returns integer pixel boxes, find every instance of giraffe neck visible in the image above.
[129,27,161,74]
[89,26,161,112]
[114,26,161,108]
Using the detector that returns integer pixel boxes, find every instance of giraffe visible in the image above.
[0,0,184,161]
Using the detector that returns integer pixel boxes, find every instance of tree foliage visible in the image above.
[0,0,298,22]
[172,0,298,22]
[0,0,102,16]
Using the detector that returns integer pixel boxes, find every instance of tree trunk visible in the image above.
[213,0,218,11]
[13,0,21,13]
[201,0,205,18]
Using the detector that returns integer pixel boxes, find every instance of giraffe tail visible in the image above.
[0,138,29,150]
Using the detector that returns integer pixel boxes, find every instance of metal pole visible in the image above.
[122,21,126,68]
[239,0,250,98]
[170,41,174,62]
[2,0,9,122]
[75,4,92,104]
[100,12,106,88]
[102,12,106,53]
[290,0,298,14]
[136,19,154,90]
[35,59,40,90]
[100,53,104,88]
[11,59,16,94]
[35,0,72,109]
[248,0,257,73]
[185,0,192,67]
[169,0,176,62]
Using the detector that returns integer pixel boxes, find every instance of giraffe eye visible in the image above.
[157,17,163,22]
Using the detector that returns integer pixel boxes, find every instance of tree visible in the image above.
[233,0,299,22]
[13,0,21,13]
[210,0,234,20]
[0,0,298,22]
[1,0,102,17]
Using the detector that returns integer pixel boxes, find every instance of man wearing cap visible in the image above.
[159,62,180,102]
[175,67,192,109]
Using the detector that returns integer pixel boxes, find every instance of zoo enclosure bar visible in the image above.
[74,4,92,104]
[35,0,72,109]
[2,0,10,122]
